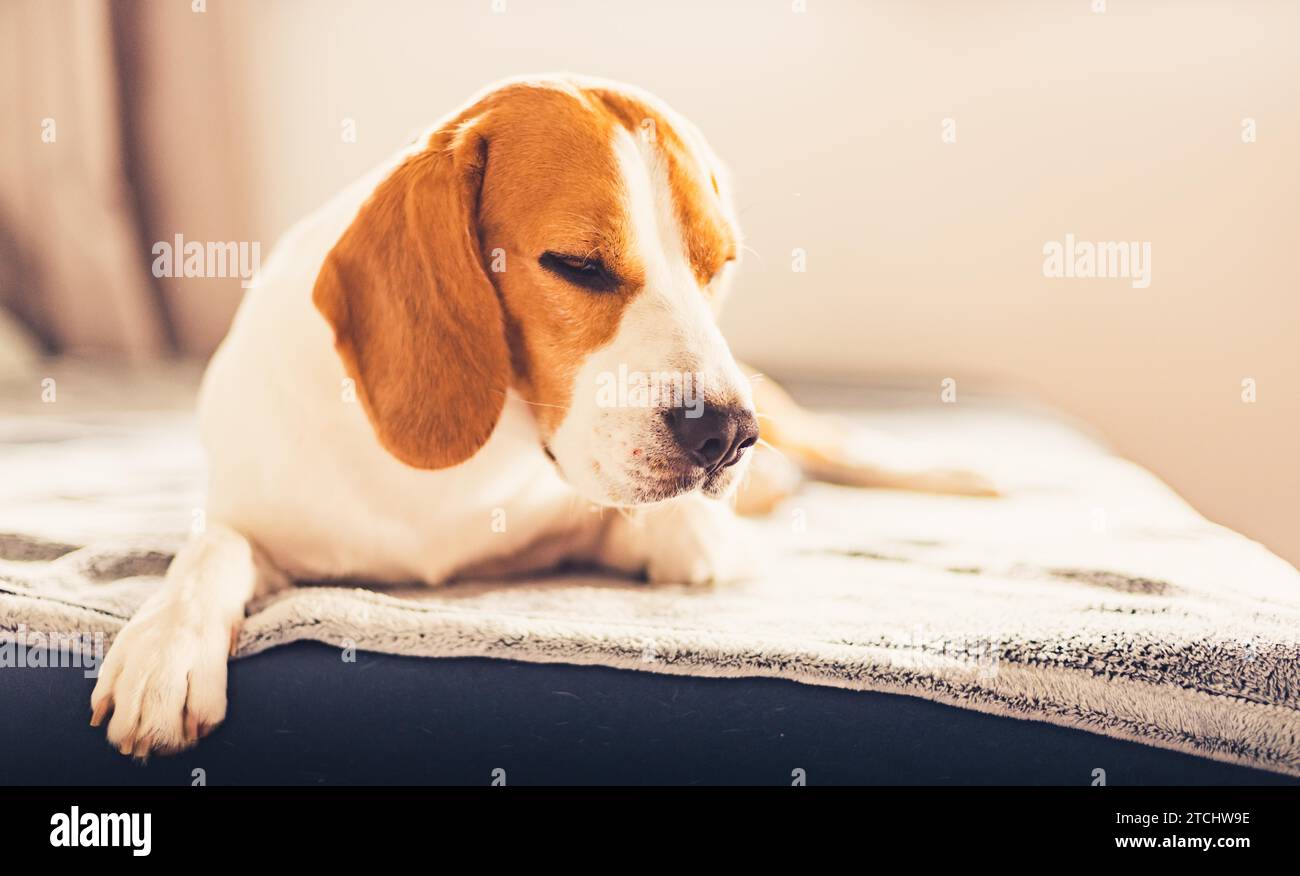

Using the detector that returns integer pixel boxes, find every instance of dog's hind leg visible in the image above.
[735,367,999,516]
[90,522,279,758]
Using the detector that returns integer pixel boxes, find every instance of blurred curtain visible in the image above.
[0,0,252,360]
[0,0,166,359]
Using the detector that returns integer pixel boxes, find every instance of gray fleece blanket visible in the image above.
[1,369,1298,776]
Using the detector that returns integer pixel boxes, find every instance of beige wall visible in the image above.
[139,0,1298,564]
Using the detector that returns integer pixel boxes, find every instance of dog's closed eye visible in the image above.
[539,251,620,293]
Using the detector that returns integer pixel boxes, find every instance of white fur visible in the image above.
[92,82,756,756]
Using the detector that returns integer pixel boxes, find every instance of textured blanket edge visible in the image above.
[5,583,1298,779]
[240,589,1300,778]
[17,579,1289,779]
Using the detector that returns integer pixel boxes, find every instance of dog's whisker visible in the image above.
[487,387,568,411]
[511,395,569,411]
[755,437,792,463]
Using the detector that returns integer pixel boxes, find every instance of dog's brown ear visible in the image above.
[313,122,510,469]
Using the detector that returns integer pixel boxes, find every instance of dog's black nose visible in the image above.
[667,405,759,471]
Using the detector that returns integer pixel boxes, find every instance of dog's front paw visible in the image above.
[640,495,758,585]
[90,597,237,759]
[646,538,752,585]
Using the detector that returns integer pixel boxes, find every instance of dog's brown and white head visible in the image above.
[314,76,756,507]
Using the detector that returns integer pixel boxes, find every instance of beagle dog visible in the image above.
[90,75,993,757]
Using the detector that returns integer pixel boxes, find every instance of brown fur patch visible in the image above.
[472,84,644,436]
[588,88,738,288]
[313,120,509,470]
